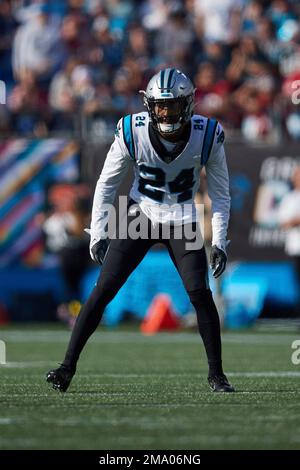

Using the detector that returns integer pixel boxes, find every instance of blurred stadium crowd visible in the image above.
[0,0,300,142]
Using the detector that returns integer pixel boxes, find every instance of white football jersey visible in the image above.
[90,112,230,251]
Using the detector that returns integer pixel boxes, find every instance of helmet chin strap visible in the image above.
[158,121,181,134]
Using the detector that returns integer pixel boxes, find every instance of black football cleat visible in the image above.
[208,373,235,393]
[46,364,75,393]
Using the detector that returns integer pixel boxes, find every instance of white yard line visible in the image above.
[228,371,300,377]
[0,330,298,345]
[0,361,54,368]
[1,363,300,378]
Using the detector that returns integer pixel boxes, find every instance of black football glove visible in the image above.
[210,245,227,278]
[91,239,110,265]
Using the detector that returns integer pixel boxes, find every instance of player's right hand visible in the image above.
[90,239,110,265]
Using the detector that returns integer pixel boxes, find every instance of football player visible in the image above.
[46,68,234,393]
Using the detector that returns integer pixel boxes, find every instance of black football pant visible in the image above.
[63,206,224,376]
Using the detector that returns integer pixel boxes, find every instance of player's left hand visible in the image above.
[210,245,227,278]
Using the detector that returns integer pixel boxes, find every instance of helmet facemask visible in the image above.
[145,96,193,135]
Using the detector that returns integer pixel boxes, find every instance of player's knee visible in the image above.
[188,287,213,305]
[182,270,208,294]
[95,272,121,302]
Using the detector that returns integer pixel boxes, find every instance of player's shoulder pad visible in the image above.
[201,118,225,166]
[121,112,149,160]
[116,114,135,161]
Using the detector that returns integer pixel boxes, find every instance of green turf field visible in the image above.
[0,325,300,450]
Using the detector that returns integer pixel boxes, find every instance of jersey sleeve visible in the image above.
[204,122,230,252]
[89,118,132,245]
